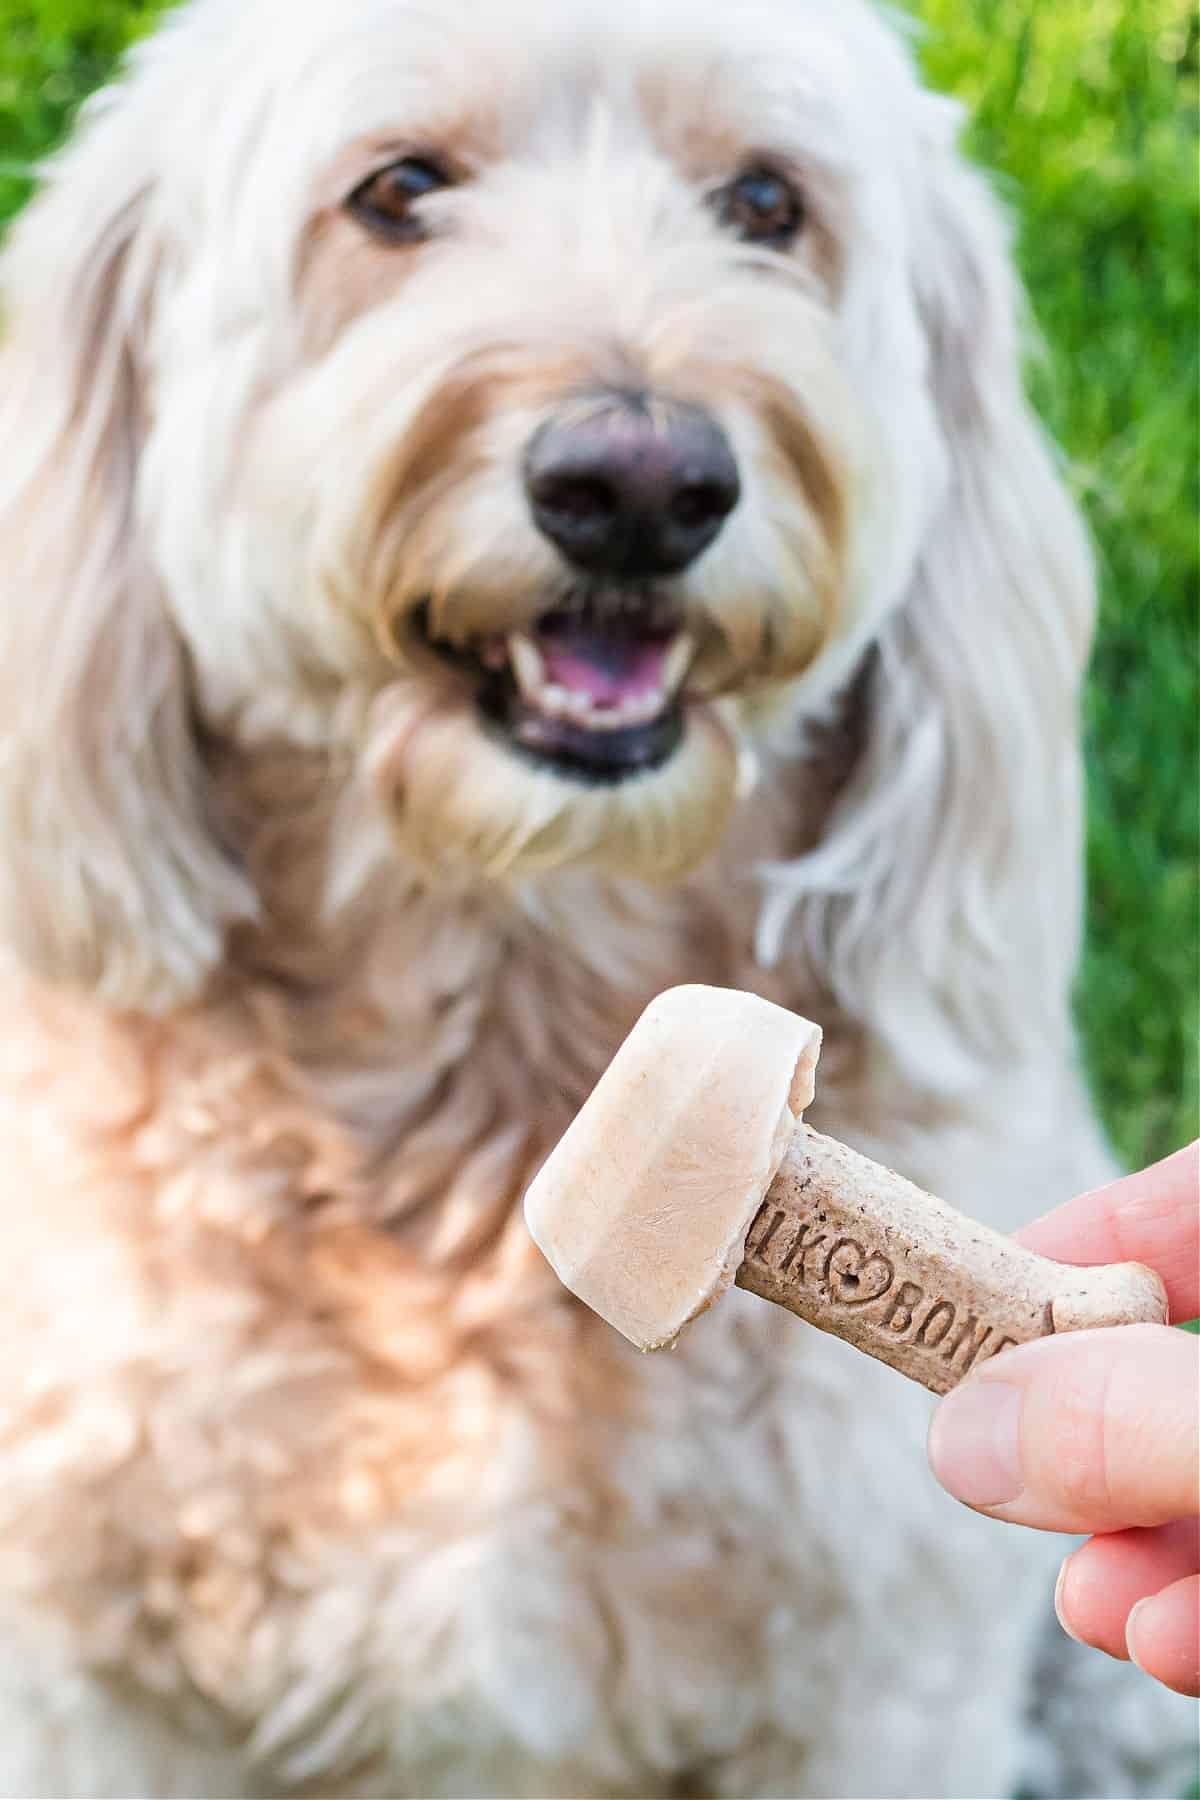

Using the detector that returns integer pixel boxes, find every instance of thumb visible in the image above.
[928,1325,1200,1533]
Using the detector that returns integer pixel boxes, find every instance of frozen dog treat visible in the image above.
[525,986,1168,1393]
[526,986,822,1352]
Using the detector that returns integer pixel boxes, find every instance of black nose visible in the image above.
[524,396,741,579]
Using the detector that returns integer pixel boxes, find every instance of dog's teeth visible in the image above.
[737,745,762,801]
[507,645,673,732]
[508,634,545,699]
[540,684,572,718]
[663,634,695,695]
[563,691,596,725]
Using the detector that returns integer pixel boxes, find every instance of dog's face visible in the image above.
[0,0,1094,1022]
[135,0,950,883]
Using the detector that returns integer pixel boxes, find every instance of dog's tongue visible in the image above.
[537,627,670,706]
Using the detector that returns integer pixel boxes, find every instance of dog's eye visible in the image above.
[716,165,804,249]
[347,156,454,244]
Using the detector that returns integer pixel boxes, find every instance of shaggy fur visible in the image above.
[0,1,1193,1794]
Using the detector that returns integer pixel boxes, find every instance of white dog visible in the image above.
[0,0,1190,1794]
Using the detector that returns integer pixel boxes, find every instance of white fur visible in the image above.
[0,1,1193,1795]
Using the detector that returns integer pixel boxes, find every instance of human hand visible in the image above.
[927,1144,1200,1697]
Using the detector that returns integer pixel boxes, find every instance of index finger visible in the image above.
[1015,1144,1199,1323]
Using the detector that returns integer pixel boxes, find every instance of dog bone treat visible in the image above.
[524,986,1168,1393]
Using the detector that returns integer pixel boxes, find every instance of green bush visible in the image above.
[1,0,1196,1168]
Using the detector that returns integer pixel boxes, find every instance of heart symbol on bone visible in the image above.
[823,1237,895,1306]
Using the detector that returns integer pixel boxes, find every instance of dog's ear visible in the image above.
[0,90,256,1011]
[761,99,1095,1097]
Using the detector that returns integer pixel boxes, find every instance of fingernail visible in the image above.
[1054,1553,1085,1646]
[1125,1597,1151,1674]
[928,1380,1023,1506]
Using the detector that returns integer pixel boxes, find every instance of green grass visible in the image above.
[1,0,1197,1171]
[911,0,1199,1175]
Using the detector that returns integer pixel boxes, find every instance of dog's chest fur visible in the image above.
[0,716,883,1786]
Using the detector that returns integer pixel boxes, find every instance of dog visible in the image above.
[0,0,1192,1794]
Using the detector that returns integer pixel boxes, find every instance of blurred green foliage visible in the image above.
[1,0,1196,1167]
[912,0,1198,1167]
[0,1,162,217]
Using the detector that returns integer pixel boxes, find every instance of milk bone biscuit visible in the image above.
[524,987,1168,1393]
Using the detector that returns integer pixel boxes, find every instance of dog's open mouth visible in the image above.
[415,598,693,782]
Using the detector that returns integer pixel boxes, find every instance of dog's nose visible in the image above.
[524,398,740,579]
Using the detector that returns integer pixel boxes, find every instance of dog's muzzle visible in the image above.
[416,393,741,783]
